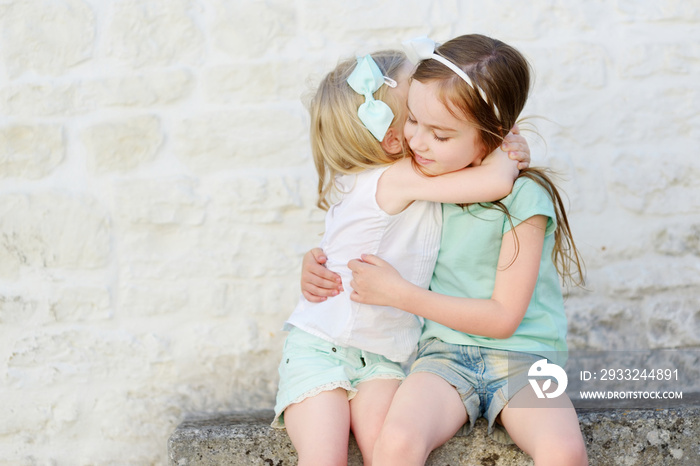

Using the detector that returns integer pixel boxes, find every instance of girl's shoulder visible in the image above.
[506,175,552,204]
[504,175,558,233]
[335,166,390,188]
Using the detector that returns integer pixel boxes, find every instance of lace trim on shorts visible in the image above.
[271,380,356,429]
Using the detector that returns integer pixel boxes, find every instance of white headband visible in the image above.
[402,36,500,120]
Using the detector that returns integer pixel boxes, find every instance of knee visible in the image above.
[373,423,430,464]
[565,437,589,466]
[534,436,588,466]
[297,450,347,466]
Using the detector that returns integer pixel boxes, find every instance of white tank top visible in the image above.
[284,166,441,362]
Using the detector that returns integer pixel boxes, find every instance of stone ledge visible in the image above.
[168,405,700,465]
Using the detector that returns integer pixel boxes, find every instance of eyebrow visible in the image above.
[406,103,457,133]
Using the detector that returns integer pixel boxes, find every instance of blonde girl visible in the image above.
[275,48,530,465]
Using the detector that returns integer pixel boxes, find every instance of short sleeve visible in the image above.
[502,177,557,236]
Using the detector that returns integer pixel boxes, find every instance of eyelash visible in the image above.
[407,115,448,142]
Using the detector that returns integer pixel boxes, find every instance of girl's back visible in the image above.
[285,166,441,363]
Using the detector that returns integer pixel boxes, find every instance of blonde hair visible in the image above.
[309,50,409,210]
[413,34,585,287]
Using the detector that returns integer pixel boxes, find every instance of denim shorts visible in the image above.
[410,338,541,443]
[272,327,406,428]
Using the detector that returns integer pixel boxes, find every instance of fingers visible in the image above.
[303,248,327,270]
[303,248,341,286]
[348,255,382,274]
[348,259,370,304]
[301,248,342,302]
[501,136,530,170]
[302,268,342,296]
[508,152,530,169]
[359,253,384,266]
[303,254,384,303]
[502,131,518,144]
[302,286,337,302]
[348,279,370,304]
[349,289,362,303]
[302,271,342,291]
[301,278,342,302]
[506,147,530,169]
[308,264,342,284]
[501,140,527,155]
[309,247,328,265]
[348,258,362,272]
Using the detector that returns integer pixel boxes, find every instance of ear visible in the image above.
[470,144,490,166]
[380,126,403,155]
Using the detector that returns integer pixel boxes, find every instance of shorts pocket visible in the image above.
[416,338,441,358]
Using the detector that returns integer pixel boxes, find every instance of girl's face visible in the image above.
[403,80,487,176]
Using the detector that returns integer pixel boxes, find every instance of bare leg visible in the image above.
[349,378,401,466]
[499,382,588,466]
[284,388,351,466]
[373,372,467,466]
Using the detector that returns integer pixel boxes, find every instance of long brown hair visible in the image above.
[412,34,585,287]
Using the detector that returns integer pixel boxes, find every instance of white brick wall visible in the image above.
[0,1,698,464]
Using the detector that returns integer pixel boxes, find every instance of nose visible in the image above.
[406,125,426,153]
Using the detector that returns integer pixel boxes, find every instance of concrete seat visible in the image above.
[168,403,700,465]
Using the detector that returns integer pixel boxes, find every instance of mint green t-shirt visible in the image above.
[421,177,568,365]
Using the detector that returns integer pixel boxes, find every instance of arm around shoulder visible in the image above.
[377,152,517,213]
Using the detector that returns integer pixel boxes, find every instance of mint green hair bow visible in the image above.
[346,55,396,141]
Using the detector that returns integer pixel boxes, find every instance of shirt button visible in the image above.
[332,347,337,352]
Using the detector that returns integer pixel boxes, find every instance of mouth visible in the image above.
[413,153,434,166]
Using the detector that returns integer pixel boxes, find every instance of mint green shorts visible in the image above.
[272,327,406,428]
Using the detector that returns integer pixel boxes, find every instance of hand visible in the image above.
[301,248,343,302]
[348,254,406,307]
[501,124,530,170]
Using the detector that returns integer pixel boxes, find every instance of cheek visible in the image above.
[477,143,490,162]
[470,136,489,163]
[403,121,413,142]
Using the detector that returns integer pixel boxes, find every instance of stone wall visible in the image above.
[0,1,698,464]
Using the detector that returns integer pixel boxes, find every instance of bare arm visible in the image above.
[381,149,517,209]
[378,130,530,214]
[348,215,547,339]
